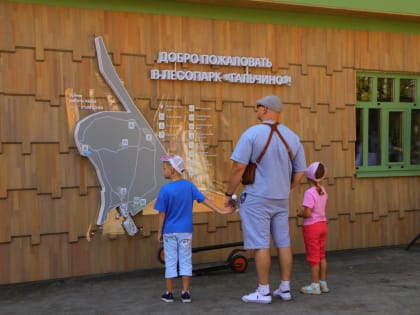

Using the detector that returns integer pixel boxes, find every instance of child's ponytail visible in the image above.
[315,182,324,195]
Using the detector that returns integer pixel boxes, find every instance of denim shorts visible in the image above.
[163,233,193,278]
[240,194,290,249]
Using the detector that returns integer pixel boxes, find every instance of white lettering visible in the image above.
[208,55,218,65]
[176,71,185,80]
[176,53,184,63]
[157,52,168,63]
[225,56,232,65]
[200,54,209,64]
[150,69,160,79]
[150,69,291,86]
[80,105,104,110]
[213,72,222,82]
[167,52,177,63]
[156,51,274,68]
[201,72,209,81]
[184,53,191,63]
[246,74,255,84]
[194,71,201,81]
[269,76,277,85]
[240,57,248,67]
[84,99,97,104]
[222,73,231,82]
[231,73,240,83]
[232,57,241,66]
[190,54,199,64]
[185,71,194,80]
[259,75,269,84]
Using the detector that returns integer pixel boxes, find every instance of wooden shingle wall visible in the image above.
[0,2,419,284]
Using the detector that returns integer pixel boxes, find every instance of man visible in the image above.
[224,95,306,304]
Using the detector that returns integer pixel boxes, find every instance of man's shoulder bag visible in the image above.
[241,123,277,185]
[241,123,293,185]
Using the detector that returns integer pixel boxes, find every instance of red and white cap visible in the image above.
[160,154,185,175]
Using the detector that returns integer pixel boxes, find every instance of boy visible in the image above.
[155,154,232,303]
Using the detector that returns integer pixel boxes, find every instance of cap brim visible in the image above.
[160,155,172,162]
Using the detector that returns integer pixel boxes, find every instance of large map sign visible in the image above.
[74,37,167,236]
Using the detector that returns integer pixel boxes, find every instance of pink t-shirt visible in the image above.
[302,186,328,226]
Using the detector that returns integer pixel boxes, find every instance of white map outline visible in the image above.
[74,37,167,235]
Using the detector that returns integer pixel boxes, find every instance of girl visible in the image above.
[297,162,330,295]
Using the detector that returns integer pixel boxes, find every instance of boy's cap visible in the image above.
[306,161,326,182]
[160,154,185,174]
[256,95,283,113]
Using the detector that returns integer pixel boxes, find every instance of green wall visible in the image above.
[8,0,420,34]
[268,0,420,15]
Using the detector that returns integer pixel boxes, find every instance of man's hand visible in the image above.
[224,196,236,213]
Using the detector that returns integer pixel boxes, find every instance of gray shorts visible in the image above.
[240,194,290,249]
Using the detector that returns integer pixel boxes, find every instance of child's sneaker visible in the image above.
[273,288,292,301]
[300,283,321,295]
[161,292,174,302]
[319,280,330,293]
[181,291,191,303]
[241,290,272,304]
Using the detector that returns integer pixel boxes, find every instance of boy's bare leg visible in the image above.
[166,277,174,293]
[182,275,190,292]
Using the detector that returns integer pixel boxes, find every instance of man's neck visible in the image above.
[262,119,278,124]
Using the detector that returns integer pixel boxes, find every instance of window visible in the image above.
[356,73,420,177]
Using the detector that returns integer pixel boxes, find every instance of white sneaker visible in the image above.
[273,288,292,301]
[300,283,321,295]
[241,290,272,304]
[319,281,330,293]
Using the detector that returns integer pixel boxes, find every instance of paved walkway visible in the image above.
[0,245,419,315]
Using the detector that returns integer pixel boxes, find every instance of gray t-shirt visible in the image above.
[231,120,306,199]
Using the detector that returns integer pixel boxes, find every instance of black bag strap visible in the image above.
[261,123,293,161]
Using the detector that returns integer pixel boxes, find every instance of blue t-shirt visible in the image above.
[154,179,205,233]
[231,120,306,199]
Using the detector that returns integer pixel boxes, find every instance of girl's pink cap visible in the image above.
[305,162,327,182]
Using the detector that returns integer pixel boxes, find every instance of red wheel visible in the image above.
[230,255,248,273]
[157,247,165,264]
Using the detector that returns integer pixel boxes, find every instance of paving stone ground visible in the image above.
[0,245,419,315]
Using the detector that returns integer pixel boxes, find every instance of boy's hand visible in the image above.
[215,206,234,214]
[223,205,235,214]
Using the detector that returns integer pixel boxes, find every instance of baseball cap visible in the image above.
[160,154,185,174]
[256,95,283,113]
[306,162,327,182]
